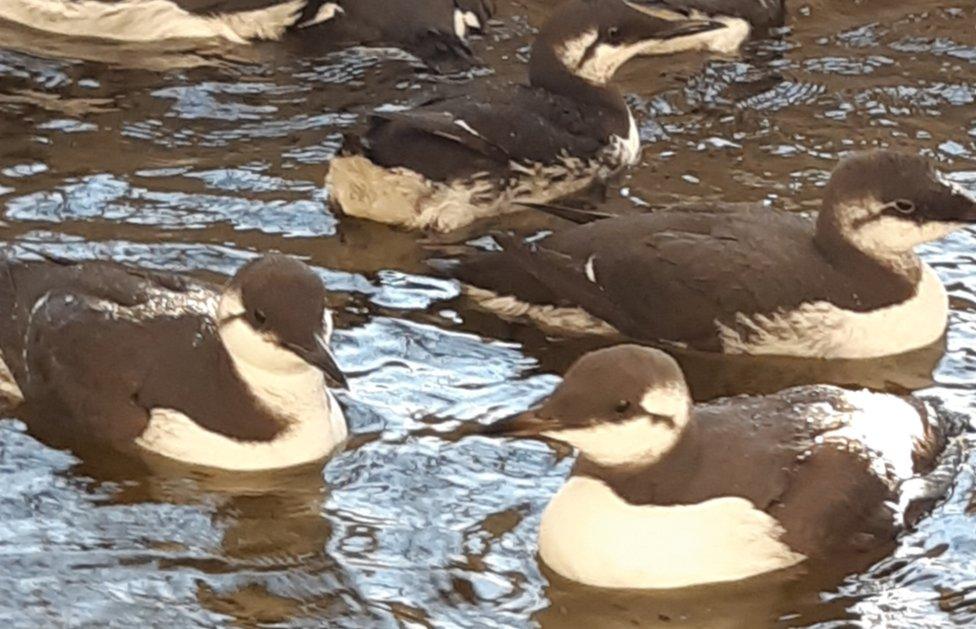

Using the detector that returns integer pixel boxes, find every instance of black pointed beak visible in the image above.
[654,19,726,40]
[932,176,976,222]
[485,407,562,438]
[288,335,349,389]
[624,3,726,40]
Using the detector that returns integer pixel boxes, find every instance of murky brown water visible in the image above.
[1,1,976,626]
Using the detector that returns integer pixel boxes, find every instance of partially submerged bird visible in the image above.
[0,0,493,71]
[0,253,349,471]
[490,345,949,589]
[629,0,787,52]
[327,0,727,232]
[451,150,976,359]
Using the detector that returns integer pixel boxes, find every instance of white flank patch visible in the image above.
[0,352,24,409]
[327,153,616,232]
[135,290,347,470]
[715,262,948,359]
[298,2,343,28]
[538,476,805,589]
[820,389,926,484]
[463,285,620,337]
[0,0,305,44]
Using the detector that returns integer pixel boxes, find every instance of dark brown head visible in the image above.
[530,0,723,88]
[217,255,347,388]
[491,345,692,467]
[818,151,976,255]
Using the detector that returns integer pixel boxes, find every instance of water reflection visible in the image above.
[1,0,976,626]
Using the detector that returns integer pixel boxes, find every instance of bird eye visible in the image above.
[615,400,631,414]
[893,199,916,214]
[606,26,620,42]
[253,309,267,325]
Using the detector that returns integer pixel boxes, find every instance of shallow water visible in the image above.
[1,1,976,626]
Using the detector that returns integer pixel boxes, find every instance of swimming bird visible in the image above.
[0,253,349,471]
[326,0,727,232]
[0,0,493,71]
[450,150,976,359]
[629,0,787,53]
[490,344,949,589]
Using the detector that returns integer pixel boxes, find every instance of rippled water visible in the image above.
[1,1,976,626]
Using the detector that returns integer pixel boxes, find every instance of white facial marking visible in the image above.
[543,383,691,468]
[539,476,805,589]
[640,383,692,419]
[837,198,965,257]
[298,2,343,28]
[715,262,948,358]
[576,41,650,85]
[0,0,306,43]
[556,29,600,74]
[217,289,310,373]
[543,417,674,467]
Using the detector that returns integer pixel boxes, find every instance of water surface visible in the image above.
[1,1,976,626]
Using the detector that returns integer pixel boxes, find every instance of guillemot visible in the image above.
[451,150,976,359]
[630,0,786,53]
[0,0,492,71]
[0,253,349,471]
[326,0,726,232]
[490,344,949,589]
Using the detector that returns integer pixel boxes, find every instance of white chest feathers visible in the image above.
[715,262,948,359]
[137,390,346,471]
[135,304,348,471]
[538,476,804,589]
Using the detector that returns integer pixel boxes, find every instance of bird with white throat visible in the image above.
[451,150,976,359]
[0,253,350,472]
[488,344,951,590]
[326,0,728,232]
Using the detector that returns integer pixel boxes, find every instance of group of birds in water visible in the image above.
[0,0,974,592]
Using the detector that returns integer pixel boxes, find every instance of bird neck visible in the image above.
[814,201,923,287]
[528,37,632,137]
[573,412,702,506]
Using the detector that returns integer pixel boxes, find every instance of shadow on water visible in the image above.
[1,0,976,626]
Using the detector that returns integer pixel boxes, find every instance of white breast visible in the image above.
[136,390,346,471]
[0,0,305,43]
[715,262,948,359]
[538,476,804,589]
